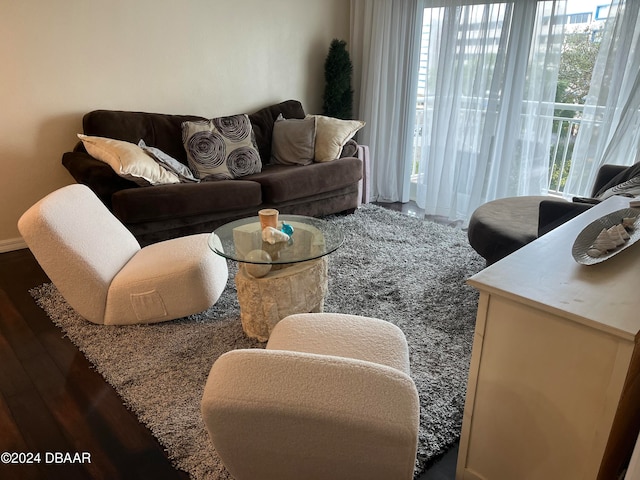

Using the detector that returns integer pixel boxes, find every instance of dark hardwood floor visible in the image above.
[0,249,189,479]
[0,201,457,479]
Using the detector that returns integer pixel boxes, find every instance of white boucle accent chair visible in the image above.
[18,184,228,325]
[201,312,420,480]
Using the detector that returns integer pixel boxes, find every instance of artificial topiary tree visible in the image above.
[322,39,354,120]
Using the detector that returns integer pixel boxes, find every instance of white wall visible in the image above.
[0,0,349,250]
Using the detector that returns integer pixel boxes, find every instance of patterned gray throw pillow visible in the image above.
[138,140,199,183]
[181,114,261,180]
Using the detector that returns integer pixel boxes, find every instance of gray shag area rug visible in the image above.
[30,204,484,478]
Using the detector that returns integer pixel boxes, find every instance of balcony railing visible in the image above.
[412,101,586,197]
[548,102,584,196]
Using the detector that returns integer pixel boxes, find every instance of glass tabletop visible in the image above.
[208,214,344,265]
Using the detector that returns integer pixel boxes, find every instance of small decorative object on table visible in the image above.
[280,222,294,236]
[572,208,640,264]
[261,226,290,244]
[258,209,279,230]
[243,249,273,278]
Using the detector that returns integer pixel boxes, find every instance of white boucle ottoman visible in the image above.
[266,312,411,375]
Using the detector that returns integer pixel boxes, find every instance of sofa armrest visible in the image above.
[62,151,138,209]
[339,139,359,159]
[538,199,593,237]
[591,164,630,197]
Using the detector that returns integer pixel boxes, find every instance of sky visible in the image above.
[566,0,608,15]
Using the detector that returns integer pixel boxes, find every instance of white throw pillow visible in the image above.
[78,134,180,186]
[308,115,365,163]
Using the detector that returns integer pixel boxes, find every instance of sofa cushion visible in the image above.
[111,180,263,224]
[78,134,180,186]
[244,158,362,204]
[310,115,365,163]
[271,114,316,166]
[182,115,261,180]
[248,100,306,164]
[83,110,205,165]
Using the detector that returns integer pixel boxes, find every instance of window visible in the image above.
[411,0,605,223]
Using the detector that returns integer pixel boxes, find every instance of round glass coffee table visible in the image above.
[209,215,344,341]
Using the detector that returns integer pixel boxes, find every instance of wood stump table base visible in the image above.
[235,257,328,342]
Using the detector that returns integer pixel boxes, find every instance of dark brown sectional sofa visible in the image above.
[62,100,365,246]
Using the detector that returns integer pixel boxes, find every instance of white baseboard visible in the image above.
[0,237,27,253]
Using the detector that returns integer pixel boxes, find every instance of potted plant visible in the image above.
[322,39,354,120]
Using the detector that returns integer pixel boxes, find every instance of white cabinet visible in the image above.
[457,196,640,480]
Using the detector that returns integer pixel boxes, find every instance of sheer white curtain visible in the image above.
[414,0,566,224]
[564,0,640,197]
[350,0,423,202]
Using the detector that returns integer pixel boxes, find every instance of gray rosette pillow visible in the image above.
[182,114,261,180]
